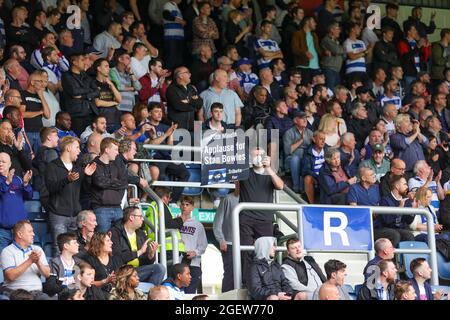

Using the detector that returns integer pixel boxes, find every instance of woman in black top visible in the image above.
[225,10,251,57]
[86,232,124,294]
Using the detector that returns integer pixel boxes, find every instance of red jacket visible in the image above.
[138,74,168,104]
[397,39,431,77]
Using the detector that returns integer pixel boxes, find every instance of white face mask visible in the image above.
[252,155,263,168]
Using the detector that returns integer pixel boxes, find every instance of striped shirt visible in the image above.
[408,177,440,210]
[408,39,421,72]
[163,1,184,40]
[312,148,325,176]
[379,94,402,110]
[254,37,280,69]
[0,18,5,48]
[236,71,259,94]
[344,38,366,74]
[30,48,70,72]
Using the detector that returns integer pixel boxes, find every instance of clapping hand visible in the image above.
[23,170,32,186]
[84,162,97,176]
[6,169,15,185]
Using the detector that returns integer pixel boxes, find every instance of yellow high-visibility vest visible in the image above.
[145,201,185,252]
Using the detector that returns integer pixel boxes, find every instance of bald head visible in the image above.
[87,132,103,155]
[318,284,340,300]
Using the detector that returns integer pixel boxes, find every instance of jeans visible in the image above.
[48,213,77,257]
[285,154,303,192]
[27,131,41,154]
[221,245,234,293]
[94,207,123,233]
[137,263,166,285]
[374,227,415,248]
[185,266,202,294]
[415,232,450,243]
[0,228,13,254]
[323,68,341,91]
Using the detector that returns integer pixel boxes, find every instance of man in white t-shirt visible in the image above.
[130,42,151,80]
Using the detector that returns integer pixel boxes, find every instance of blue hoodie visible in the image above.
[0,175,33,229]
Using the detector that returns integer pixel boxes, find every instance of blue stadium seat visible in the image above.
[25,200,45,221]
[437,252,450,280]
[343,284,355,299]
[32,191,40,200]
[354,284,363,298]
[138,282,154,294]
[31,222,48,248]
[398,241,430,279]
[42,233,53,258]
[182,164,203,196]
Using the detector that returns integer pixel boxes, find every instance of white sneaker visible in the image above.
[213,199,221,208]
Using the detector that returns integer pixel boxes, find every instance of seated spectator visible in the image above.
[303,98,320,133]
[326,100,347,137]
[375,176,416,247]
[409,258,443,300]
[190,44,214,93]
[347,102,372,150]
[338,132,360,178]
[281,237,326,300]
[202,102,230,133]
[359,143,391,182]
[40,46,64,96]
[236,58,259,97]
[0,119,32,177]
[358,260,396,300]
[318,283,341,300]
[40,70,61,128]
[80,115,113,146]
[394,280,416,300]
[30,31,70,72]
[109,265,147,300]
[93,58,122,133]
[138,58,170,105]
[283,111,313,193]
[109,49,142,113]
[117,138,149,195]
[363,238,396,281]
[0,220,51,300]
[115,112,152,143]
[250,236,297,300]
[379,159,412,198]
[110,206,165,286]
[148,285,170,300]
[390,114,428,173]
[32,127,59,212]
[265,100,293,146]
[408,160,445,210]
[424,136,449,176]
[348,167,380,206]
[55,111,78,139]
[3,59,24,91]
[179,196,208,294]
[162,263,192,300]
[379,78,402,110]
[318,148,357,205]
[409,187,449,243]
[313,260,351,300]
[243,86,272,130]
[301,130,327,204]
[0,153,33,252]
[50,233,82,293]
[86,232,123,295]
[75,210,98,261]
[45,136,97,256]
[76,261,107,300]
[318,114,340,148]
[408,96,426,122]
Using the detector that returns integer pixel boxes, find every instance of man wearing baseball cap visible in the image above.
[359,143,391,182]
[236,58,259,95]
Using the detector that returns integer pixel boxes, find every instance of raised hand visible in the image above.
[84,162,97,176]
[6,169,15,185]
[23,170,33,185]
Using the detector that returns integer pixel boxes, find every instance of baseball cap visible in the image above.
[236,58,252,67]
[373,143,385,153]
[292,110,308,119]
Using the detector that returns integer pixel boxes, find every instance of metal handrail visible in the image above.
[232,203,439,289]
[282,185,309,204]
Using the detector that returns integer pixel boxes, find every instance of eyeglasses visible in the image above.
[131,214,144,219]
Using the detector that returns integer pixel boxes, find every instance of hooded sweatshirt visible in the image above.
[180,215,208,267]
[254,236,276,262]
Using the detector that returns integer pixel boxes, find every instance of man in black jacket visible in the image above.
[166,66,203,132]
[373,27,399,75]
[61,53,100,136]
[358,259,396,300]
[90,137,128,233]
[380,3,403,44]
[250,236,300,300]
[45,136,97,256]
[110,206,165,286]
[281,237,326,300]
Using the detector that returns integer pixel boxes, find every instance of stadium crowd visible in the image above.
[0,0,449,300]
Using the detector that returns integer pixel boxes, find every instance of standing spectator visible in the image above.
[129,21,159,60]
[192,2,219,56]
[162,0,186,70]
[320,22,345,91]
[313,260,351,300]
[283,111,313,193]
[254,20,283,70]
[109,265,147,300]
[110,206,165,287]
[179,196,208,294]
[403,6,436,40]
[138,58,170,105]
[255,6,281,45]
[166,67,203,132]
[317,0,337,39]
[213,185,239,293]
[6,7,33,56]
[373,27,399,75]
[390,114,428,173]
[409,258,442,300]
[200,69,243,128]
[93,21,122,60]
[363,238,395,280]
[130,42,151,81]
[90,138,127,233]
[45,136,97,256]
[431,29,450,83]
[109,49,142,113]
[41,46,63,95]
[0,152,32,252]
[61,53,100,137]
[162,263,192,300]
[375,176,416,247]
[291,16,320,85]
[21,71,51,153]
[358,260,396,300]
[381,3,403,44]
[318,148,357,205]
[347,167,380,206]
[0,220,51,300]
[281,7,303,67]
[379,79,402,111]
[281,237,326,300]
[225,10,251,58]
[3,59,23,91]
[250,236,297,300]
[0,120,32,178]
[191,44,215,93]
[94,58,122,133]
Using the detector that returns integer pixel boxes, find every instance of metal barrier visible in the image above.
[232,203,439,289]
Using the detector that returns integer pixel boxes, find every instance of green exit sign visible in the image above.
[170,208,216,223]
